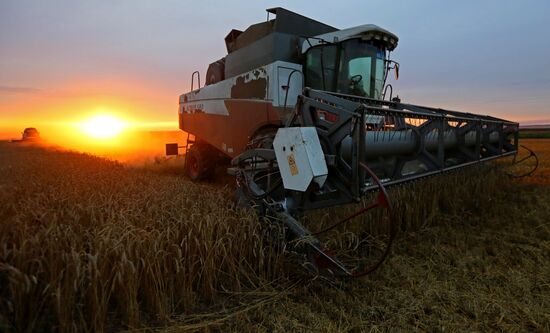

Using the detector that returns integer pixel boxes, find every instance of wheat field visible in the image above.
[0,140,548,332]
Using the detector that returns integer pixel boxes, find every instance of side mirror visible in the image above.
[394,63,399,80]
[165,143,179,156]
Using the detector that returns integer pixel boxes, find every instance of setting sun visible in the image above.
[80,114,127,139]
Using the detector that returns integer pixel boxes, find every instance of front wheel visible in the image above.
[185,143,215,180]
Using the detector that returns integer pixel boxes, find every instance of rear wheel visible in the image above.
[185,143,215,180]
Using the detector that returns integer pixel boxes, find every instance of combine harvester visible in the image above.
[10,127,41,143]
[167,8,536,276]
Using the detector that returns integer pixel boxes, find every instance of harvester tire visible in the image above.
[185,143,215,180]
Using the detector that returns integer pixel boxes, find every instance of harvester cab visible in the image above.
[169,8,535,276]
[301,24,398,101]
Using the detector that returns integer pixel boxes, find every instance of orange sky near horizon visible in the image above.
[1,77,544,133]
[0,77,180,145]
[0,76,186,160]
[0,75,546,157]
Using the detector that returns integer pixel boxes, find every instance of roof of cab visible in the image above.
[301,24,399,53]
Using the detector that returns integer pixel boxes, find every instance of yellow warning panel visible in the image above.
[287,154,299,176]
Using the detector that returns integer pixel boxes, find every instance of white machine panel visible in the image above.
[273,127,328,192]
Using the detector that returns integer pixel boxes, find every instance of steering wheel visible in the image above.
[349,74,365,96]
[350,74,363,84]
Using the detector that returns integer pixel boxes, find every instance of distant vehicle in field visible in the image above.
[10,127,41,143]
[22,128,40,141]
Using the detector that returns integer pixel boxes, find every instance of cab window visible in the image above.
[305,45,337,91]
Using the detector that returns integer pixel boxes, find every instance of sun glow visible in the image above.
[80,114,127,139]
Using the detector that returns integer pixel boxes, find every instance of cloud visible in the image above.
[0,86,41,95]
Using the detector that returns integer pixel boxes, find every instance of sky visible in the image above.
[1,0,549,142]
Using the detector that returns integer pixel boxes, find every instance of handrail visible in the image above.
[191,71,201,91]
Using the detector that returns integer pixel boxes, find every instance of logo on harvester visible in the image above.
[183,103,204,114]
[287,154,299,176]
